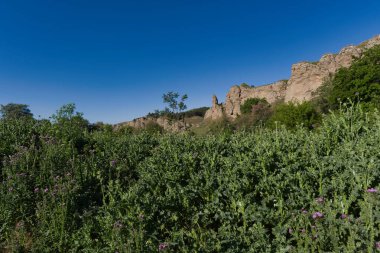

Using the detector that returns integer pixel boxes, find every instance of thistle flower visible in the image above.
[367,188,378,193]
[376,241,380,250]
[315,197,324,204]
[159,242,168,251]
[340,213,347,219]
[110,160,117,167]
[312,212,323,219]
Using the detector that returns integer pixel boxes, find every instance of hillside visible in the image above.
[205,34,380,120]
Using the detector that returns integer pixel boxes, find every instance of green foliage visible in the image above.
[0,103,33,120]
[1,104,380,252]
[178,106,209,118]
[147,107,209,119]
[318,45,380,110]
[143,121,164,134]
[162,91,188,115]
[240,83,254,88]
[235,102,273,130]
[240,98,268,114]
[268,101,321,129]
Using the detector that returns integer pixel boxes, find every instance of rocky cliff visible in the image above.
[205,34,380,120]
[116,115,205,132]
[116,116,189,132]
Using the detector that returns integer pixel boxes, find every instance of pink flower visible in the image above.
[315,197,324,204]
[312,212,323,219]
[159,242,168,251]
[340,213,347,219]
[376,241,380,250]
[367,188,378,193]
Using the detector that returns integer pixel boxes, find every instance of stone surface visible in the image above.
[204,95,224,120]
[205,34,380,120]
[116,116,190,132]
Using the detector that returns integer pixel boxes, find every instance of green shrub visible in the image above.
[268,101,321,129]
[240,98,268,114]
[144,121,164,134]
[240,83,253,88]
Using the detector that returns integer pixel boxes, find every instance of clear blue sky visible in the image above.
[1,0,379,123]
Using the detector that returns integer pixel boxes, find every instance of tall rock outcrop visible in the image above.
[204,95,224,120]
[205,34,380,120]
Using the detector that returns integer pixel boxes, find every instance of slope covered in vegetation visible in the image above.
[1,104,380,252]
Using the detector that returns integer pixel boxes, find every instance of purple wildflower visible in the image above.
[44,188,49,193]
[110,160,117,167]
[376,241,380,250]
[312,212,324,219]
[301,208,308,214]
[159,242,168,251]
[367,188,378,193]
[34,187,39,193]
[340,213,347,219]
[288,228,293,234]
[315,197,324,204]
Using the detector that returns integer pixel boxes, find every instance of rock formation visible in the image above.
[204,95,224,120]
[205,34,380,120]
[115,116,190,132]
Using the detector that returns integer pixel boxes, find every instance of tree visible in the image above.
[162,92,188,121]
[0,103,33,120]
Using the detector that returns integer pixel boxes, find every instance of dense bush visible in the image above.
[268,101,321,129]
[1,105,380,252]
[240,98,268,115]
[178,107,209,118]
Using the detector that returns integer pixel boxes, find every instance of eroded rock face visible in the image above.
[284,45,364,102]
[116,116,189,132]
[204,95,224,120]
[206,35,380,120]
[209,80,288,119]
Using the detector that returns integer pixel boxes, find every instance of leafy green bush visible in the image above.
[240,98,268,114]
[178,107,209,118]
[268,101,321,129]
[240,83,254,88]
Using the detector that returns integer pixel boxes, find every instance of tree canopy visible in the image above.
[0,103,33,120]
